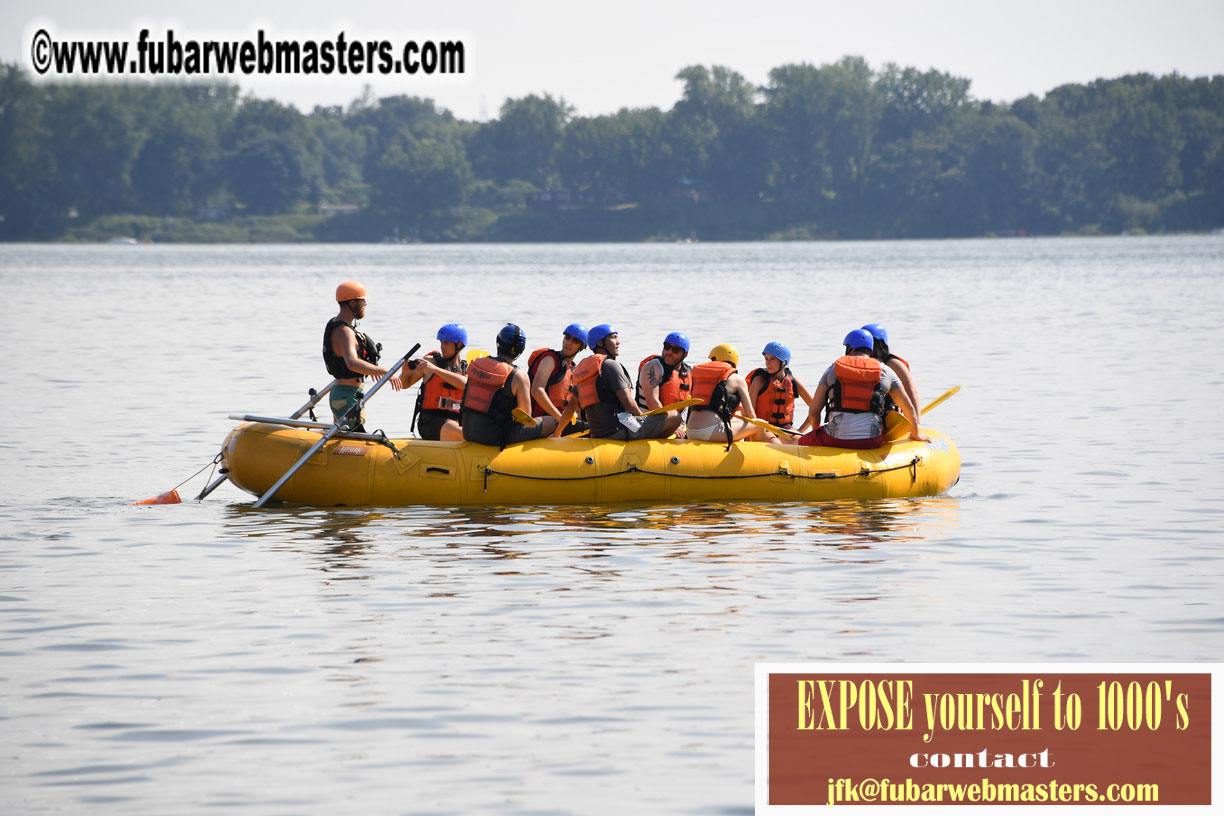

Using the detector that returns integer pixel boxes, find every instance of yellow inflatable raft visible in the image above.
[220,421,960,507]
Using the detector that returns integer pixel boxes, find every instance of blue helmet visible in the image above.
[563,323,588,347]
[496,323,527,358]
[761,341,791,364]
[861,323,889,347]
[586,323,617,350]
[437,322,467,346]
[843,329,875,352]
[663,331,690,354]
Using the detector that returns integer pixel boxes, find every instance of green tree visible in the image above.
[670,65,767,199]
[370,132,473,222]
[469,93,572,187]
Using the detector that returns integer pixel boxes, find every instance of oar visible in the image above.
[466,348,490,363]
[571,397,703,437]
[734,412,805,438]
[643,397,701,416]
[252,345,419,508]
[882,385,961,442]
[190,380,338,501]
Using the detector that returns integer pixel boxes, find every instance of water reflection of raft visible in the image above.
[220,421,960,507]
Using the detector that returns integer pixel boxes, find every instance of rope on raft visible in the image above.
[480,457,921,492]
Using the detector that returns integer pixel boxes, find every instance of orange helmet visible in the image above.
[335,281,367,302]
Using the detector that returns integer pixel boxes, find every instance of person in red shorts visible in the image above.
[794,329,928,449]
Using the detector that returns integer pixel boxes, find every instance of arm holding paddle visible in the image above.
[885,360,920,424]
[552,392,581,437]
[889,383,929,443]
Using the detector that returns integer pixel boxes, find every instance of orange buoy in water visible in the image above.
[132,489,182,505]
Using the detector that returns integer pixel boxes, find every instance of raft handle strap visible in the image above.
[369,429,401,459]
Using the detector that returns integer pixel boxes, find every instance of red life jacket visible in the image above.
[636,354,692,408]
[690,361,736,416]
[462,357,516,415]
[830,356,886,415]
[572,353,608,409]
[748,367,796,426]
[527,348,575,417]
[417,351,466,415]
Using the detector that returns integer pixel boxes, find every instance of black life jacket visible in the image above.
[323,318,381,380]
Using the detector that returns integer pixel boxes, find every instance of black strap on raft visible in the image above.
[366,429,401,459]
[478,456,921,492]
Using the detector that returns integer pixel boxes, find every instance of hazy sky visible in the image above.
[6,0,1223,120]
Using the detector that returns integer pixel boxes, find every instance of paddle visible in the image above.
[881,385,961,442]
[734,412,805,438]
[643,397,701,416]
[465,348,490,363]
[511,407,539,427]
[252,345,420,508]
[187,380,340,502]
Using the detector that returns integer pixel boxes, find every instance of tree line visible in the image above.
[1,57,1221,241]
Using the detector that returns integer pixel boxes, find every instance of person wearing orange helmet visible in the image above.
[685,344,775,445]
[323,281,388,431]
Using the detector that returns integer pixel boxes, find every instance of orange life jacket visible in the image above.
[417,351,466,415]
[830,356,886,414]
[748,367,796,426]
[527,348,575,417]
[572,353,608,409]
[690,361,736,416]
[636,354,693,408]
[462,356,516,415]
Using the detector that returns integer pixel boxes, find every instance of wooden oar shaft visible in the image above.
[253,344,419,508]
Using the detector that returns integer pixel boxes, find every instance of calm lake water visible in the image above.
[2,237,1223,813]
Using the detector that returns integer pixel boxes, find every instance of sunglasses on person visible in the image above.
[663,343,685,353]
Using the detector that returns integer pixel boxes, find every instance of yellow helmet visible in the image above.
[335,281,367,302]
[708,343,739,367]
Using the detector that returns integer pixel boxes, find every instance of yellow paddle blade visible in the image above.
[466,348,490,363]
[511,407,539,426]
[921,385,961,415]
[881,386,961,442]
[735,413,803,437]
[642,397,702,417]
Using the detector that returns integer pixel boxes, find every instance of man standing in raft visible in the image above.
[793,329,927,449]
[554,324,683,440]
[323,281,388,432]
[461,324,558,447]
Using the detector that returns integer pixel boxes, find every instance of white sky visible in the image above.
[6,0,1224,120]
